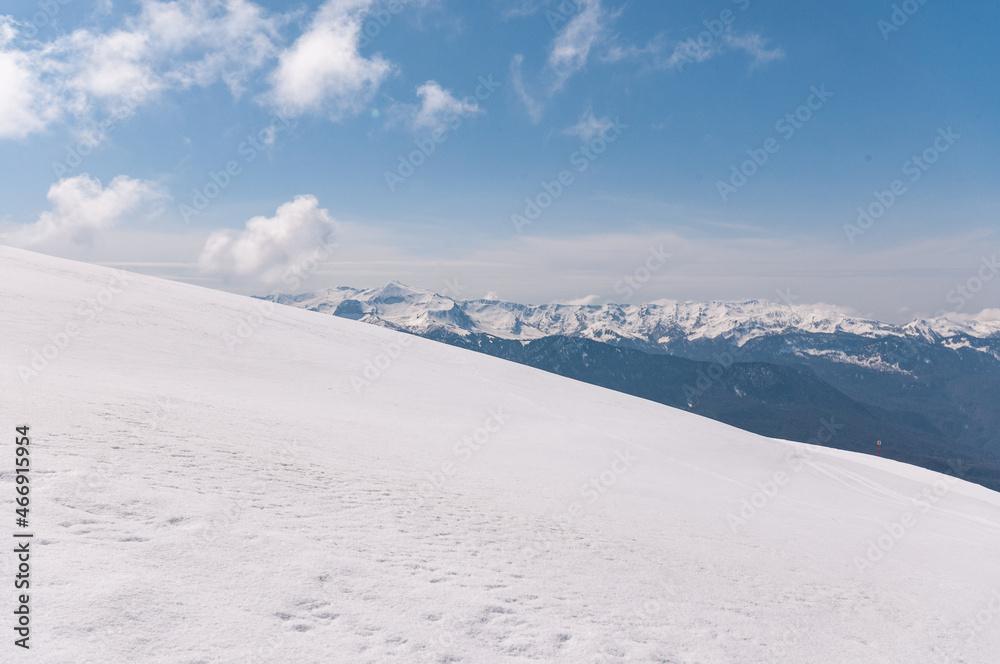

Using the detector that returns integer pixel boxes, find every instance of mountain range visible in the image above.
[266,282,1000,491]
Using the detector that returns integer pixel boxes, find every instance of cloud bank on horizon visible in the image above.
[0,0,997,323]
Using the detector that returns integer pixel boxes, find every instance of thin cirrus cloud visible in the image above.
[497,0,545,20]
[546,0,608,91]
[198,195,340,288]
[510,53,544,123]
[2,174,166,247]
[562,106,613,143]
[509,0,615,122]
[606,27,785,72]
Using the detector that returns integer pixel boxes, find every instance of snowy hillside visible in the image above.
[269,282,1000,350]
[3,246,1000,663]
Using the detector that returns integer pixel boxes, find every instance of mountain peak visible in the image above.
[264,282,1000,349]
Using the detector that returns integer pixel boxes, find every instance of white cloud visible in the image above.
[555,294,602,306]
[562,106,612,143]
[0,0,438,136]
[510,0,612,120]
[547,0,606,91]
[407,80,481,132]
[659,35,721,70]
[0,16,16,45]
[510,53,543,123]
[721,32,785,67]
[942,308,1000,323]
[198,195,339,287]
[0,0,285,139]
[497,0,544,19]
[265,0,392,118]
[4,174,165,247]
[0,41,50,139]
[609,28,784,72]
[136,0,284,96]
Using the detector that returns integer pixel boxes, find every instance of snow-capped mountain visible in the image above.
[267,281,1000,353]
[267,283,1000,492]
[5,247,1000,663]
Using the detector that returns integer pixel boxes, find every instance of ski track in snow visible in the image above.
[2,246,1000,663]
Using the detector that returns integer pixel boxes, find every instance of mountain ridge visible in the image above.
[265,282,1000,352]
[265,281,1000,491]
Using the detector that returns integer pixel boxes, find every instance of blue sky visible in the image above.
[1,0,997,321]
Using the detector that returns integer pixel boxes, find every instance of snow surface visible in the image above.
[3,246,1000,663]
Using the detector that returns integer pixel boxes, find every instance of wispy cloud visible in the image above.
[719,32,785,67]
[510,0,614,121]
[547,0,607,90]
[496,0,544,19]
[607,28,784,72]
[562,106,612,143]
[554,294,602,305]
[510,53,543,123]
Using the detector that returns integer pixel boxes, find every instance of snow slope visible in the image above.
[2,246,1000,663]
